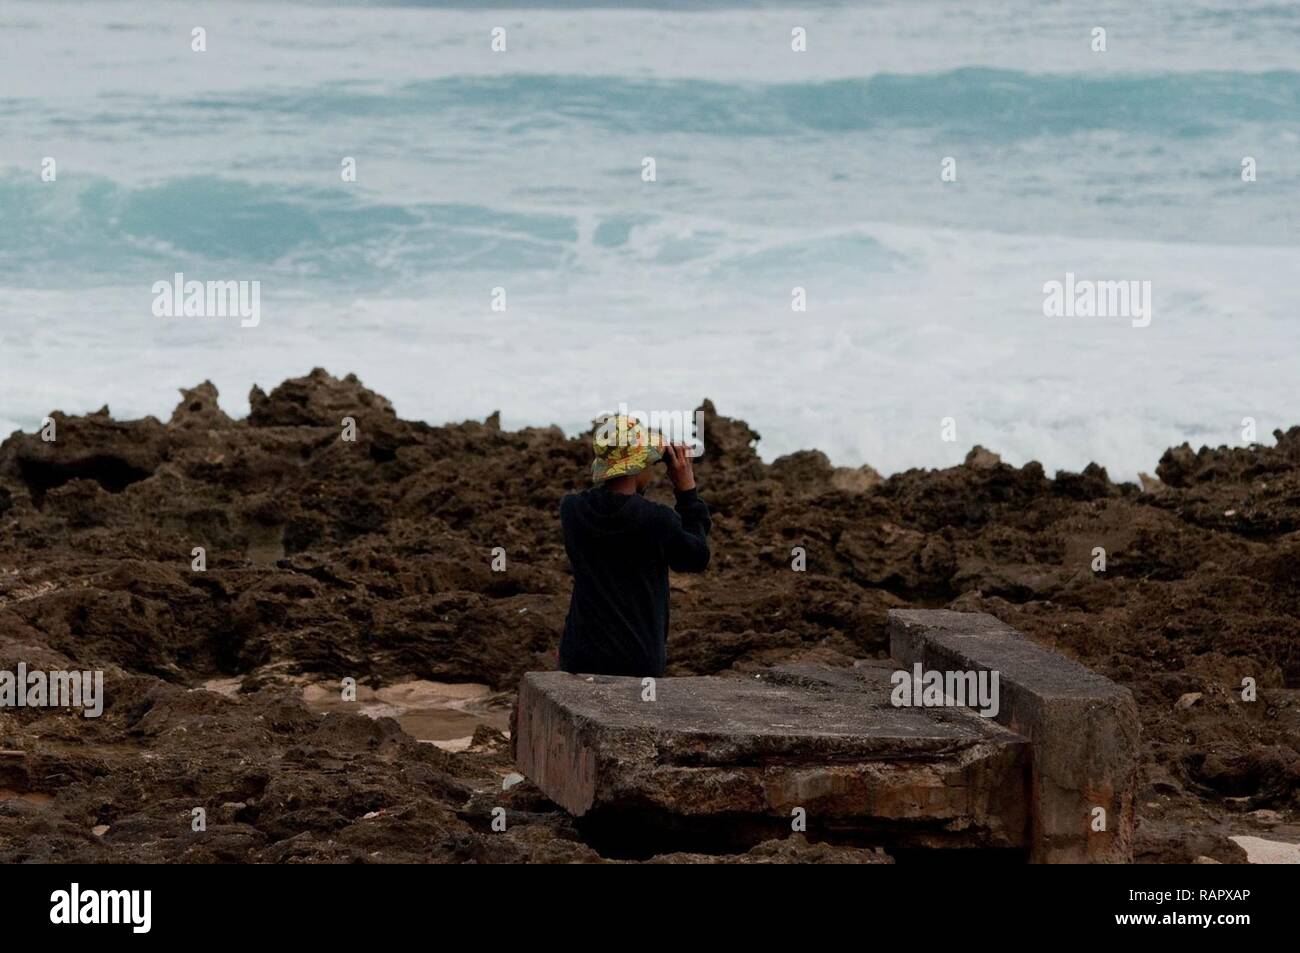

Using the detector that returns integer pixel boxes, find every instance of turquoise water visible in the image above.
[2,0,1298,477]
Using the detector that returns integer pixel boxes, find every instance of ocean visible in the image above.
[2,0,1298,479]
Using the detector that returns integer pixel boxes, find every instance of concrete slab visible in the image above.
[516,664,1030,851]
[889,609,1139,863]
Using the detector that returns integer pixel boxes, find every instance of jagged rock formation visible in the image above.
[0,369,1295,862]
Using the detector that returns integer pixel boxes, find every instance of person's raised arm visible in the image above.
[662,444,710,572]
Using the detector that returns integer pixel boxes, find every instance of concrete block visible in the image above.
[516,665,1030,851]
[888,609,1139,862]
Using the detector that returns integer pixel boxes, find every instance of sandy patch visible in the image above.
[301,678,511,750]
[1230,836,1300,864]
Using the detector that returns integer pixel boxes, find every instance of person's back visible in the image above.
[558,416,710,677]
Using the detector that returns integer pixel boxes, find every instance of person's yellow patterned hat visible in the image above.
[591,414,664,485]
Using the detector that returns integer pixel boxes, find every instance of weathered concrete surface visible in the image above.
[516,664,1030,851]
[889,609,1139,863]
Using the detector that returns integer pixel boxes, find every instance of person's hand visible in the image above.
[662,443,696,492]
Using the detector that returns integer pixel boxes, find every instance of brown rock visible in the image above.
[169,381,232,429]
[964,445,1002,469]
[248,367,396,427]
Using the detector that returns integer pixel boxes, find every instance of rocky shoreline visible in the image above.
[0,369,1296,862]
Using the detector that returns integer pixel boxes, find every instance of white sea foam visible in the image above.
[1,0,1297,480]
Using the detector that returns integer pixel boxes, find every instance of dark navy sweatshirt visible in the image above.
[558,486,711,677]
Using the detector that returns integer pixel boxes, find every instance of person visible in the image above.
[558,415,710,677]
